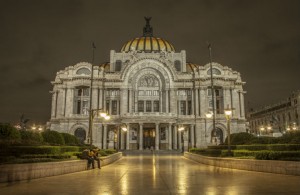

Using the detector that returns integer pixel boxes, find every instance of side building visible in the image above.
[247,90,300,136]
[48,18,246,150]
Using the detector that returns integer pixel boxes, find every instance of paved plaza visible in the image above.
[1,154,300,195]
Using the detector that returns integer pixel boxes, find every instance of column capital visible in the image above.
[139,123,143,126]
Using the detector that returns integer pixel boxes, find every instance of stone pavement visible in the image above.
[1,154,300,195]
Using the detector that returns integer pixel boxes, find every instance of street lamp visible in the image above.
[205,112,213,142]
[88,109,110,147]
[224,106,233,156]
[260,126,265,136]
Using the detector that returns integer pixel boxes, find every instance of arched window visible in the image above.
[76,68,91,75]
[175,60,181,71]
[74,128,86,143]
[207,68,221,75]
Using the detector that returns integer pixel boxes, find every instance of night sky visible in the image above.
[0,0,299,126]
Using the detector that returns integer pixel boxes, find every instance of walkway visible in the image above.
[1,154,300,195]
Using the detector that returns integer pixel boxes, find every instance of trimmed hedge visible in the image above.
[61,133,79,146]
[189,148,221,157]
[42,130,65,145]
[235,144,300,151]
[20,130,43,145]
[254,150,300,160]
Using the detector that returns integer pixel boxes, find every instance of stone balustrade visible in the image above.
[184,152,300,176]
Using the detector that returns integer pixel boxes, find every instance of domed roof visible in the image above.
[121,37,175,53]
[120,17,175,53]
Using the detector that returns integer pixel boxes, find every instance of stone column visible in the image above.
[166,89,169,113]
[178,130,182,152]
[173,125,178,149]
[65,88,74,117]
[51,91,56,118]
[103,124,107,149]
[168,123,172,150]
[170,89,177,114]
[139,123,143,150]
[92,87,98,110]
[195,88,199,116]
[120,127,125,150]
[126,123,130,150]
[191,89,194,115]
[128,89,132,113]
[120,89,127,115]
[199,87,206,117]
[155,123,159,150]
[190,124,195,148]
[159,91,163,112]
[98,88,103,109]
[134,90,138,112]
[240,91,245,118]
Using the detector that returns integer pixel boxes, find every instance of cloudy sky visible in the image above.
[0,0,299,125]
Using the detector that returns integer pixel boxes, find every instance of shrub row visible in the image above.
[189,148,221,157]
[227,131,300,145]
[255,150,300,160]
[0,123,80,146]
[0,146,81,157]
[235,144,300,151]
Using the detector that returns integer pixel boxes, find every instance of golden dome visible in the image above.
[120,17,175,53]
[121,37,175,53]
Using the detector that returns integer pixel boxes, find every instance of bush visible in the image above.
[236,145,268,151]
[61,133,79,146]
[250,136,278,144]
[277,131,300,144]
[104,149,117,154]
[226,132,255,145]
[20,130,43,145]
[0,123,21,144]
[42,130,65,145]
[255,150,300,160]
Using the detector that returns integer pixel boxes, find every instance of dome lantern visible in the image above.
[120,17,175,53]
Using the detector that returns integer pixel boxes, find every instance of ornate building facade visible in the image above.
[247,90,300,136]
[48,18,246,150]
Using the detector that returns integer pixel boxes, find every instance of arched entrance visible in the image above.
[211,128,223,145]
[74,128,86,144]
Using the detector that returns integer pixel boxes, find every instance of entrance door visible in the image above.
[143,128,155,149]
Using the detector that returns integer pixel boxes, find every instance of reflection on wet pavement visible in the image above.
[1,154,300,195]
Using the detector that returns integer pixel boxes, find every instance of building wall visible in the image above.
[48,50,246,149]
[247,91,300,135]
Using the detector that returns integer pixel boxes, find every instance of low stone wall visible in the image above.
[184,152,300,176]
[0,152,122,183]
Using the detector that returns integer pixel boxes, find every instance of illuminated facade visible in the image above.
[248,90,300,136]
[48,18,246,150]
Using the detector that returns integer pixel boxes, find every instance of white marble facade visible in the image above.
[48,19,246,150]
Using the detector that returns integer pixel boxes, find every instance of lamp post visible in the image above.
[88,109,110,147]
[208,44,216,137]
[116,124,127,150]
[178,125,185,152]
[224,107,233,156]
[260,126,265,136]
[205,112,213,144]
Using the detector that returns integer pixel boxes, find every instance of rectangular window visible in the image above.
[153,101,159,112]
[188,100,192,115]
[146,101,152,112]
[115,60,122,71]
[77,100,81,114]
[180,101,186,115]
[138,101,144,112]
[106,100,110,114]
[112,100,118,115]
